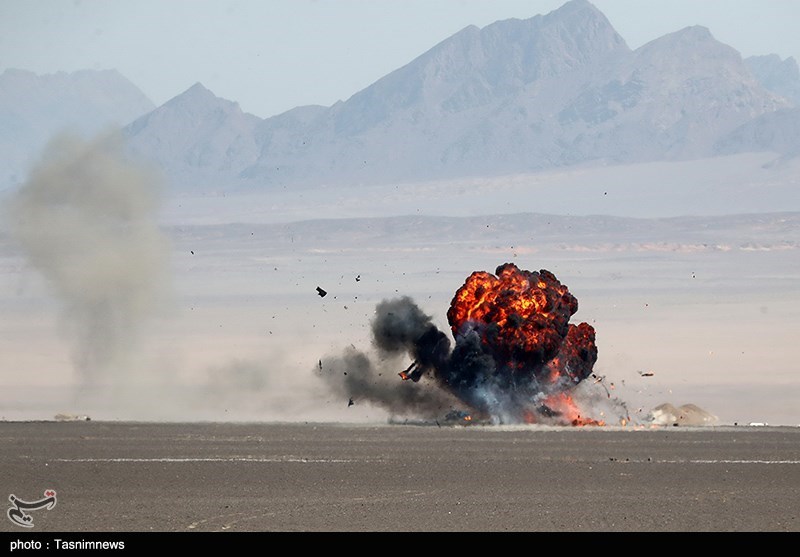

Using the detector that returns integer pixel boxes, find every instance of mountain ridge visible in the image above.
[123,0,792,191]
[3,0,798,193]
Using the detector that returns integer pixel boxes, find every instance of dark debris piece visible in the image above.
[316,286,327,297]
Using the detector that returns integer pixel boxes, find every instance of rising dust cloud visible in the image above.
[8,132,168,397]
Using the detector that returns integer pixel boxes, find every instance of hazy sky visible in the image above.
[1,0,799,118]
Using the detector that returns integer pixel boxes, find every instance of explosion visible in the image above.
[321,263,608,425]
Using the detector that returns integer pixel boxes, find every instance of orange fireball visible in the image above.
[446,263,595,386]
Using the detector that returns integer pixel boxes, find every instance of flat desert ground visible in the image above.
[0,421,798,532]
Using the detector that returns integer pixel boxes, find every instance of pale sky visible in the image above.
[1,0,798,118]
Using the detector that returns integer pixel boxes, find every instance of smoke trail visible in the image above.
[7,132,168,391]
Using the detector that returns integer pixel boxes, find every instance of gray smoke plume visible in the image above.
[7,132,168,392]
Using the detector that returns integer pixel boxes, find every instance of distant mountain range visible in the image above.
[2,0,800,192]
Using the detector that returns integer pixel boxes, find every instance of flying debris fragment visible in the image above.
[592,374,611,398]
[398,360,424,382]
[316,286,327,297]
[638,371,655,377]
[348,398,354,407]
